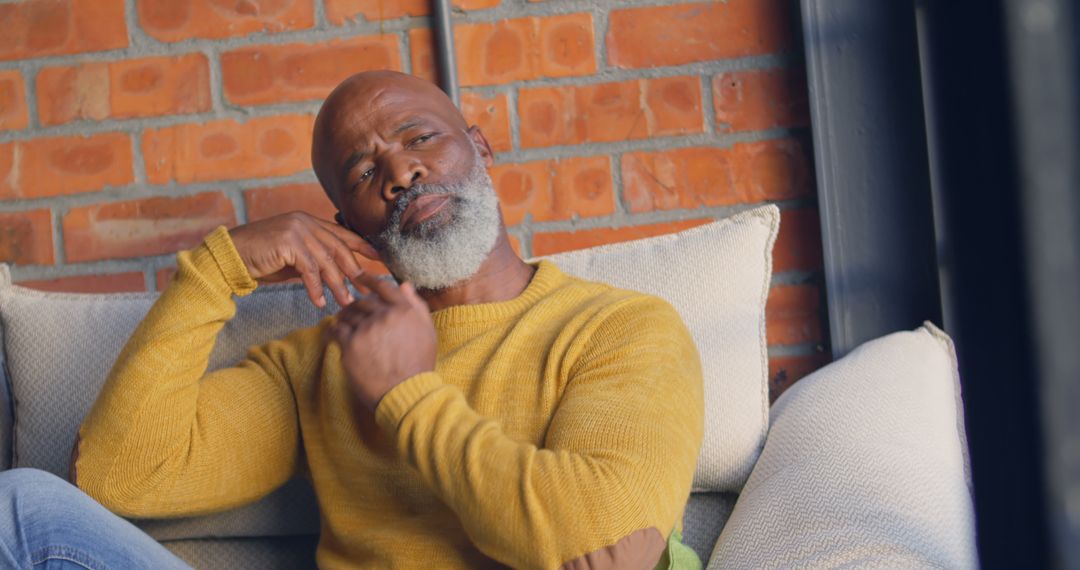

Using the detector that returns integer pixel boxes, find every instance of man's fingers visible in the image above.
[399,282,430,313]
[293,253,327,308]
[314,233,367,292]
[316,217,370,251]
[339,297,383,321]
[353,271,403,304]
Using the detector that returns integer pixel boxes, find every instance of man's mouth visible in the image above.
[400,194,453,232]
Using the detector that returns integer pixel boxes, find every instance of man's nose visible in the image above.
[382,158,427,202]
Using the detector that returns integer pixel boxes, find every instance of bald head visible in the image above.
[312,71,470,200]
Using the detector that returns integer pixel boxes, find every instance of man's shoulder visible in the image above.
[550,265,674,310]
[549,267,684,332]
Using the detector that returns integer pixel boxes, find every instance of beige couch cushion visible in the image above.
[708,323,976,569]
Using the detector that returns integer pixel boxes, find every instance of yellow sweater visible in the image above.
[76,227,705,569]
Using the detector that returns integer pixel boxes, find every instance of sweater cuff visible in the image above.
[203,226,258,296]
[375,372,445,433]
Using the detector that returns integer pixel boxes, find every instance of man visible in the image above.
[1,71,704,569]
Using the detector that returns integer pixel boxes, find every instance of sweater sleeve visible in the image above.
[374,296,705,569]
[75,226,305,519]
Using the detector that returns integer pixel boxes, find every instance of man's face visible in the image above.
[313,74,502,289]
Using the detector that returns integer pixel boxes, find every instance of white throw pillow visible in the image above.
[708,323,977,569]
[539,205,779,492]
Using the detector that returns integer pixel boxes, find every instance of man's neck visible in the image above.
[418,231,536,312]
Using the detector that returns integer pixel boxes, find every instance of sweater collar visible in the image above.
[430,260,565,326]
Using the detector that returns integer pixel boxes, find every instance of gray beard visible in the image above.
[371,151,501,291]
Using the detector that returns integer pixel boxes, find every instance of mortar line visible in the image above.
[0,62,790,146]
[610,152,628,214]
[771,271,823,286]
[516,198,814,234]
[205,45,229,117]
[130,130,147,185]
[594,0,611,72]
[7,252,184,282]
[0,127,811,214]
[700,74,716,136]
[122,0,141,49]
[49,207,64,267]
[143,267,158,292]
[505,87,521,152]
[313,0,330,29]
[399,30,414,76]
[0,0,793,72]
[21,63,40,131]
[765,344,823,358]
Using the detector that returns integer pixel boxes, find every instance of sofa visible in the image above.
[0,205,977,568]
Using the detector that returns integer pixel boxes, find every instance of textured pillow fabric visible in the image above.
[540,205,779,492]
[0,274,328,540]
[708,323,977,569]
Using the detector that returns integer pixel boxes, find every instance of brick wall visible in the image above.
[0,0,828,399]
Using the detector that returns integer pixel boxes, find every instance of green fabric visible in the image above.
[654,529,703,570]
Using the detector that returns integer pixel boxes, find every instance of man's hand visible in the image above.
[331,272,437,412]
[229,212,374,308]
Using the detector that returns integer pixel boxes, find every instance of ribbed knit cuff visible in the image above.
[375,372,444,433]
[203,226,258,296]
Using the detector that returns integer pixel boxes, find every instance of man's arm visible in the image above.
[76,214,368,518]
[368,296,704,569]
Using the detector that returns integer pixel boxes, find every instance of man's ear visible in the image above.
[467,125,495,167]
[335,212,382,262]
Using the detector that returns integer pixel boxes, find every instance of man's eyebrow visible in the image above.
[390,119,425,137]
[341,151,365,179]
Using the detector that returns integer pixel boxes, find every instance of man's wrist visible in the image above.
[203,226,258,296]
[374,372,445,433]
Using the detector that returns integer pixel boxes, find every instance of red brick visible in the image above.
[156,266,176,291]
[774,208,824,273]
[713,67,809,133]
[0,0,127,62]
[0,71,28,131]
[0,209,54,265]
[532,218,710,256]
[413,14,596,87]
[409,28,438,83]
[222,36,401,106]
[19,272,146,293]
[460,92,511,152]
[491,156,614,226]
[536,13,598,79]
[62,192,237,263]
[766,284,824,346]
[37,54,211,126]
[326,0,498,24]
[136,0,314,42]
[0,133,134,201]
[769,353,830,403]
[142,115,314,185]
[621,139,813,213]
[607,0,794,69]
[519,76,703,148]
[244,182,335,222]
[644,76,706,136]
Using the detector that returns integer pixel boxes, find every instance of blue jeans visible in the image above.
[0,468,190,569]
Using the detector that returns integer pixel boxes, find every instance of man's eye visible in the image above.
[408,133,436,147]
[358,168,375,181]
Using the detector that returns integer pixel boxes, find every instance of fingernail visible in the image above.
[317,296,326,307]
[345,293,354,304]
